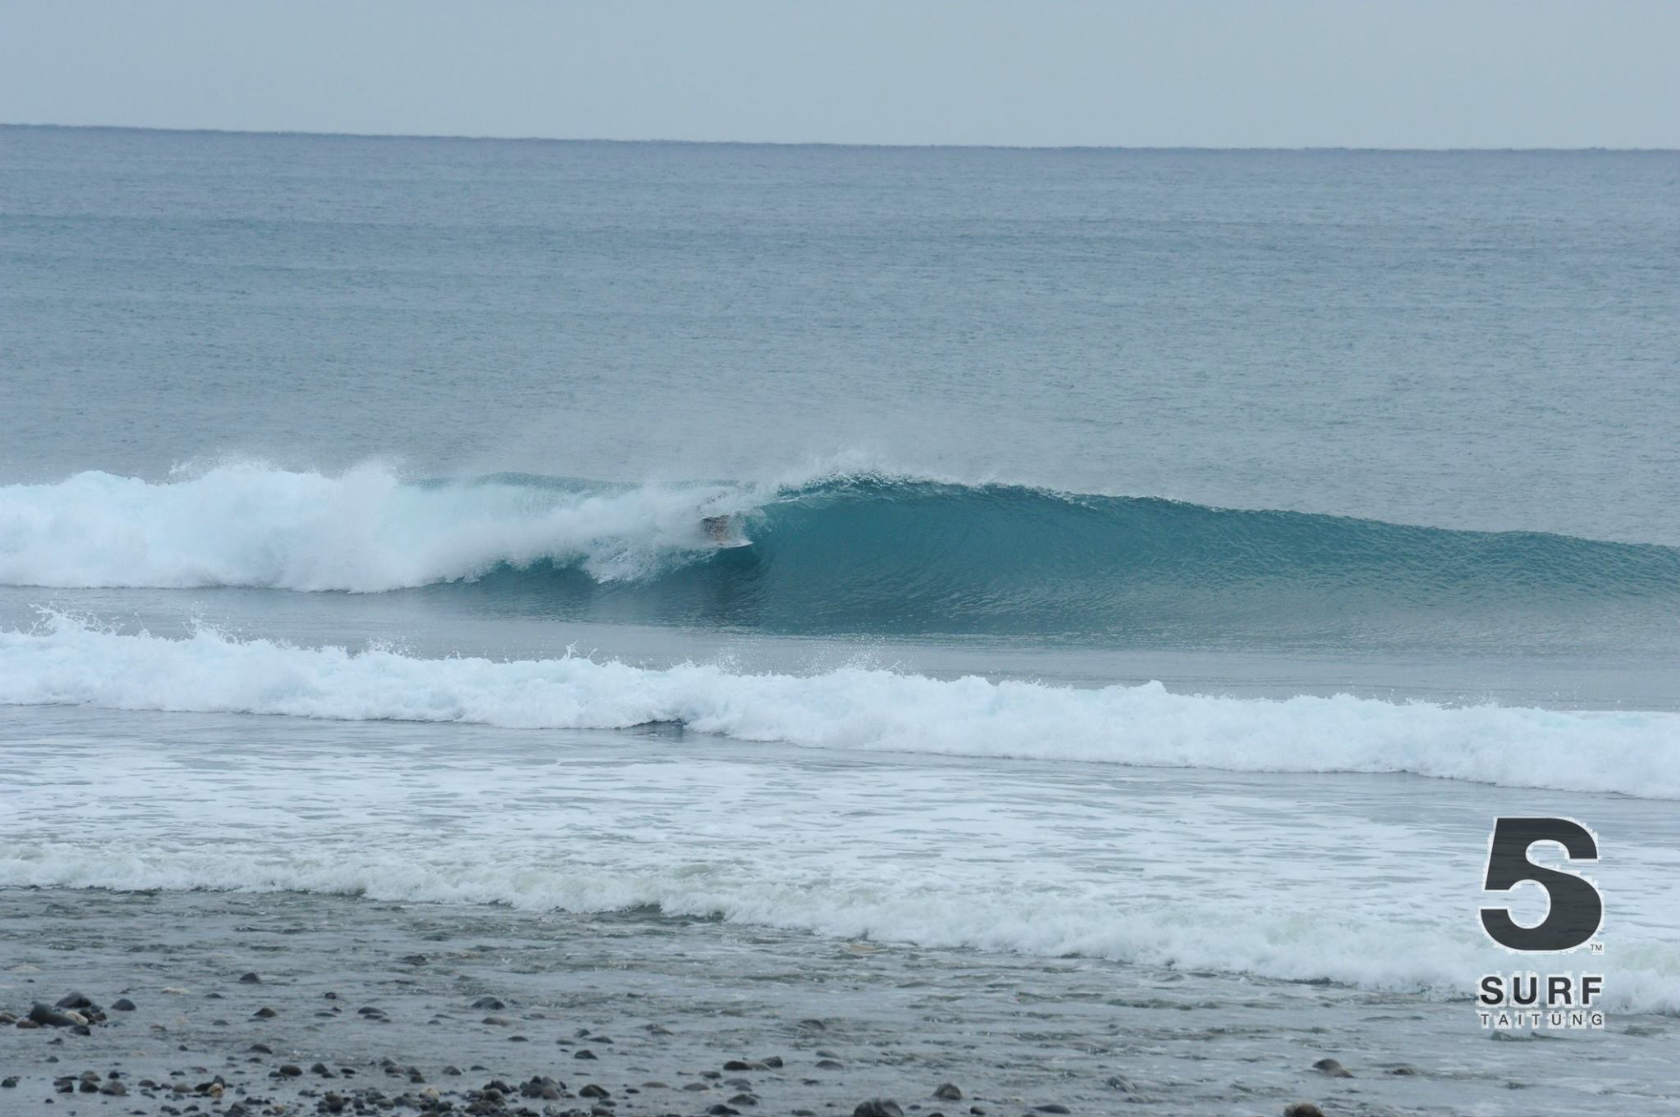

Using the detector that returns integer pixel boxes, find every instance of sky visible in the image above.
[1,0,1676,148]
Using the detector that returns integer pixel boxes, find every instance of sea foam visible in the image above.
[3,616,1676,798]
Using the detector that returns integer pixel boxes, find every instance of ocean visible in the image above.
[2,126,1678,1115]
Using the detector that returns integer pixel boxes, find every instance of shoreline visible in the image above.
[1,887,1669,1117]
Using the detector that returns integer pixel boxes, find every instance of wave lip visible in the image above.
[4,617,1678,798]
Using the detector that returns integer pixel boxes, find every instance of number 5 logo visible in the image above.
[1480,817,1603,952]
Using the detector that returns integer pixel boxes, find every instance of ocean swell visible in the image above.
[3,464,1677,642]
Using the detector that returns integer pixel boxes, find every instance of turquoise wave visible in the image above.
[440,475,1680,650]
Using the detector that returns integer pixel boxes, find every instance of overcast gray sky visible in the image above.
[2,0,1675,147]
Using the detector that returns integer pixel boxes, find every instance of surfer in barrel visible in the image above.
[701,514,732,544]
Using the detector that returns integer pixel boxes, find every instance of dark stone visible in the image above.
[816,1060,844,1070]
[854,1102,904,1117]
[252,1007,278,1019]
[729,1093,759,1105]
[1283,1105,1326,1117]
[1311,1058,1352,1079]
[1388,1065,1419,1076]
[471,998,504,1010]
[112,998,137,1012]
[249,1044,273,1054]
[443,1066,462,1076]
[935,1084,963,1101]
[239,973,262,984]
[707,1107,740,1117]
[0,1077,16,1088]
[761,1056,783,1068]
[1104,1075,1135,1093]
[579,1085,609,1099]
[100,1081,128,1096]
[28,1004,80,1027]
[400,954,428,966]
[311,1063,334,1077]
[279,1065,303,1078]
[724,1060,766,1072]
[1035,1107,1071,1115]
[55,993,96,1010]
[574,1049,597,1060]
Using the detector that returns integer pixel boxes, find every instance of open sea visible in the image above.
[2,126,1678,1113]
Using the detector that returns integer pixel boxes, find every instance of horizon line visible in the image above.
[3,121,1674,154]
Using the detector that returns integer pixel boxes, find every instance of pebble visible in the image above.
[580,1084,610,1098]
[935,1083,963,1100]
[0,1077,16,1088]
[1311,1058,1353,1078]
[854,1101,904,1117]
[574,1049,597,1060]
[28,1003,81,1028]
[1283,1105,1326,1117]
[252,1006,278,1019]
[239,973,262,984]
[112,998,136,1012]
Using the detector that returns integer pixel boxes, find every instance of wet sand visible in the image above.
[0,888,1670,1116]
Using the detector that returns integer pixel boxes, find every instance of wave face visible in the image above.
[4,465,1678,644]
[4,617,1678,798]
